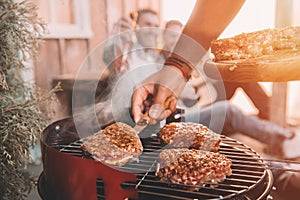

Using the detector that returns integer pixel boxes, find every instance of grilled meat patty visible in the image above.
[81,122,143,166]
[159,122,221,151]
[156,148,232,186]
[211,26,300,62]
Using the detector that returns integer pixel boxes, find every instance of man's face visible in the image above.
[135,13,160,48]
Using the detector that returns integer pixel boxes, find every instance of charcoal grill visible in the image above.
[38,117,273,200]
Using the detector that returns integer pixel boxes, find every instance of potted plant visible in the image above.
[0,1,60,199]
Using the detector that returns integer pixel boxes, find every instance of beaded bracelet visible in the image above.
[164,56,194,82]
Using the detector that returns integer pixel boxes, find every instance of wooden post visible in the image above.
[270,0,294,126]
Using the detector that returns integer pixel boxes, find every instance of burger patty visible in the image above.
[81,122,143,166]
[211,26,300,62]
[155,148,232,186]
[159,122,221,151]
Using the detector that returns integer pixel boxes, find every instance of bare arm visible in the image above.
[171,0,245,67]
[132,0,245,123]
[183,0,245,50]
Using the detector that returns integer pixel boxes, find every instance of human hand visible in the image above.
[131,65,187,123]
[111,17,134,34]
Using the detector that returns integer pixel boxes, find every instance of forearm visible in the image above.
[167,0,245,78]
[183,0,245,50]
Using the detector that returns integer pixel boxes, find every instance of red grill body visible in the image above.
[39,117,273,200]
[40,118,138,200]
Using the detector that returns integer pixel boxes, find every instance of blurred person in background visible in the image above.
[99,8,163,99]
[94,8,164,125]
[102,8,163,75]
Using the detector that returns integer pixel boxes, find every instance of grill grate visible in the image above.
[58,135,271,200]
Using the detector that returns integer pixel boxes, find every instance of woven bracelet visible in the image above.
[164,57,193,81]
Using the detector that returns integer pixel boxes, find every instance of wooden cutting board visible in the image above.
[204,49,300,82]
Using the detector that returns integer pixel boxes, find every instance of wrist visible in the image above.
[164,55,194,82]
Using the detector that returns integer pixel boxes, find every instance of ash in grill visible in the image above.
[57,135,272,200]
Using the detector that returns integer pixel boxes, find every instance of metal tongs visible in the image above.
[133,96,175,134]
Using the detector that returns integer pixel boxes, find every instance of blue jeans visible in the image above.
[185,101,292,145]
